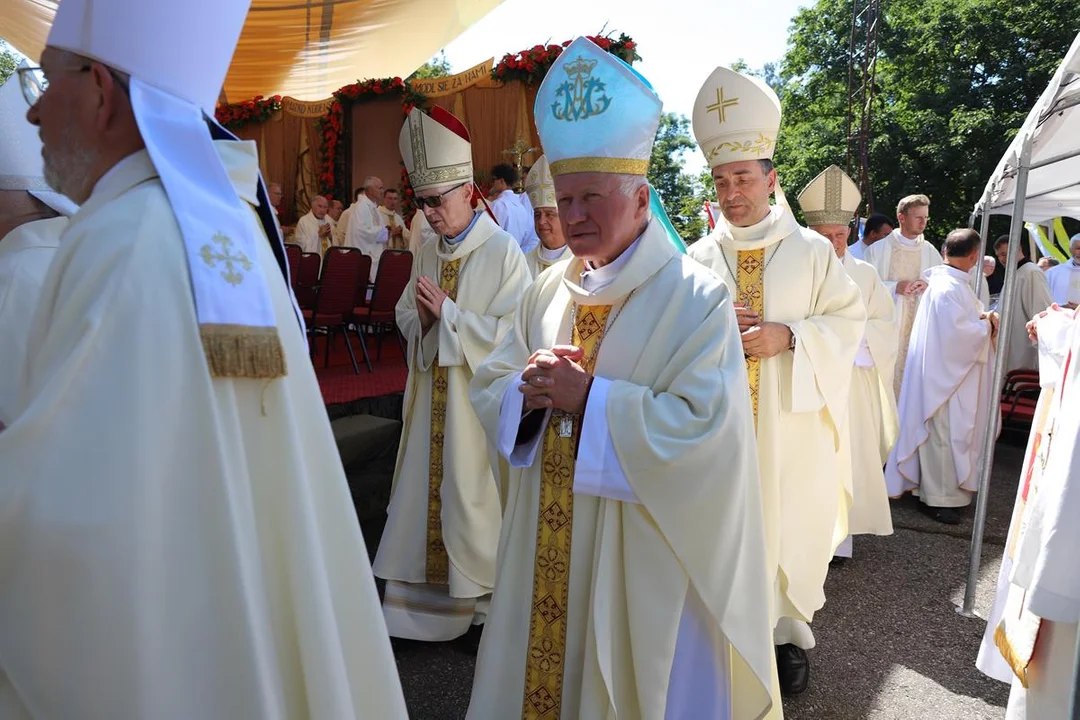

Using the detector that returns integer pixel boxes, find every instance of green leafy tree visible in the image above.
[0,45,20,86]
[409,51,452,81]
[773,0,1080,241]
[648,112,710,244]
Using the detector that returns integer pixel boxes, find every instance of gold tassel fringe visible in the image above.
[200,323,287,379]
[994,621,1034,689]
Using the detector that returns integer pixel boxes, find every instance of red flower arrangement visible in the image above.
[491,33,639,86]
[214,94,282,130]
[316,77,428,199]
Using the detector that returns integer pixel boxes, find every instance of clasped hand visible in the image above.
[1026,303,1071,342]
[735,305,793,359]
[980,310,1000,340]
[896,279,928,297]
[416,275,448,330]
[519,346,591,413]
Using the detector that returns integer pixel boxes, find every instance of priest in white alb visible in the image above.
[467,38,774,719]
[885,229,999,525]
[797,166,897,561]
[992,233,1053,376]
[863,194,943,396]
[688,65,866,699]
[1044,233,1080,309]
[347,175,391,281]
[0,2,408,715]
[522,154,572,277]
[0,65,77,426]
[373,106,531,641]
[293,194,333,254]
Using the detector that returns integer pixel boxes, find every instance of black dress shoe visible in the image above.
[776,643,810,696]
[829,556,848,567]
[917,503,962,525]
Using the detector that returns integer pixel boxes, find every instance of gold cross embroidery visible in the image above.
[199,233,252,286]
[706,87,740,125]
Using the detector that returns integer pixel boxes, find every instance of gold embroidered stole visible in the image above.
[521,303,613,719]
[736,248,766,424]
[425,257,462,584]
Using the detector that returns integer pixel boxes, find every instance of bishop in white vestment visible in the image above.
[522,154,572,277]
[1044,235,1080,308]
[863,195,942,396]
[690,66,865,699]
[293,194,332,254]
[797,166,897,560]
[373,106,531,641]
[468,39,774,720]
[885,229,998,524]
[0,65,77,425]
[0,4,407,717]
[992,234,1053,375]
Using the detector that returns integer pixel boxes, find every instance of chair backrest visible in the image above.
[370,249,413,313]
[354,254,373,307]
[284,243,302,283]
[316,247,365,315]
[298,252,321,287]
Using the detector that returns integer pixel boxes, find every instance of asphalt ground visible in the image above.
[354,434,1026,719]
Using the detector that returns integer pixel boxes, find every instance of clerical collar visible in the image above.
[894,230,922,247]
[445,211,481,245]
[581,234,643,292]
[727,206,778,243]
[538,243,567,261]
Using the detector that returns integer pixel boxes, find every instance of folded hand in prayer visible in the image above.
[519,345,590,414]
[415,276,448,330]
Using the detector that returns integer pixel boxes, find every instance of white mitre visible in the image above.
[797,165,861,227]
[0,63,77,217]
[692,66,782,169]
[398,106,473,193]
[535,37,661,178]
[46,0,289,380]
[523,154,556,209]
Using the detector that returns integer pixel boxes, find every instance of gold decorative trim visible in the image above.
[425,258,462,584]
[549,157,648,177]
[804,210,855,226]
[200,323,286,379]
[705,132,776,162]
[736,249,766,425]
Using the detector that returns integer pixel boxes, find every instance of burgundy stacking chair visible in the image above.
[351,249,412,361]
[303,247,367,374]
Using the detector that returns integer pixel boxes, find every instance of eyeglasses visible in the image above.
[17,65,90,106]
[414,183,468,209]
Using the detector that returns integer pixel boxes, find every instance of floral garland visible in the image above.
[491,33,639,86]
[317,77,428,199]
[214,94,282,130]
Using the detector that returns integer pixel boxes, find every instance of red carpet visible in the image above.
[312,332,408,406]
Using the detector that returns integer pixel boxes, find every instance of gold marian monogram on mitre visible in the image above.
[551,56,612,122]
[521,303,612,720]
[199,232,253,286]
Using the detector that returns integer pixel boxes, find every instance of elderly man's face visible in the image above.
[311,196,329,219]
[555,173,648,265]
[983,256,997,277]
[813,224,850,259]
[269,184,284,206]
[712,160,775,228]
[1071,240,1080,264]
[366,179,386,203]
[994,243,1010,267]
[26,48,103,204]
[534,206,566,250]
[418,183,473,237]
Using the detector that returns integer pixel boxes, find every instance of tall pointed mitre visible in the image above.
[47,0,289,379]
[398,106,474,193]
[797,165,862,226]
[523,154,555,209]
[0,63,77,216]
[692,66,782,169]
[534,37,662,177]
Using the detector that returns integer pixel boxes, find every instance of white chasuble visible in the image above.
[374,212,531,640]
[0,216,65,425]
[525,242,573,279]
[469,218,774,720]
[293,210,329,255]
[999,262,1053,376]
[840,252,898,536]
[1045,260,1080,307]
[346,194,390,281]
[688,206,866,625]
[885,265,995,506]
[863,231,942,396]
[0,145,407,718]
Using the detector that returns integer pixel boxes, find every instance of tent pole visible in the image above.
[971,195,993,295]
[1071,624,1080,720]
[958,134,1032,618]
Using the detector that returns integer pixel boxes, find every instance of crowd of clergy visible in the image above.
[0,1,1078,717]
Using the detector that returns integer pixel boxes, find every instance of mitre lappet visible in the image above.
[797,165,862,226]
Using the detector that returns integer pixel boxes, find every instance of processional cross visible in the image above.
[503,136,540,191]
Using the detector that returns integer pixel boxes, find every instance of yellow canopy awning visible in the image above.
[1,0,505,103]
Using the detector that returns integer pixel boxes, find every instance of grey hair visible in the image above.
[364,176,383,190]
[613,174,653,220]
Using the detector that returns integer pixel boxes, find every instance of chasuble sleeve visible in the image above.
[395,250,438,372]
[787,242,866,446]
[858,263,899,382]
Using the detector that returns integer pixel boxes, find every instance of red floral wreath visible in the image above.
[491,33,639,85]
[214,94,282,129]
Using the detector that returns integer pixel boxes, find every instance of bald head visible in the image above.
[26,47,143,204]
[363,176,385,204]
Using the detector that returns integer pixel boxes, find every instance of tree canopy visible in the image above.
[648,112,711,244]
[773,0,1080,241]
[409,51,452,81]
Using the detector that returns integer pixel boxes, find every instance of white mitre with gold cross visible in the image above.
[692,66,781,169]
[398,106,474,193]
[523,154,556,209]
[797,165,862,226]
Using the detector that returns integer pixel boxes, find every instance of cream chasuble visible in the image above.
[884,265,995,507]
[374,212,531,640]
[0,216,65,425]
[346,194,389,281]
[526,243,573,279]
[863,230,943,396]
[999,262,1053,376]
[688,206,865,626]
[333,201,353,246]
[840,252,899,536]
[0,144,407,718]
[469,218,774,720]
[293,210,330,255]
[1045,260,1080,307]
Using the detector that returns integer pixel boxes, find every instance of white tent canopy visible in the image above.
[973,31,1080,223]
